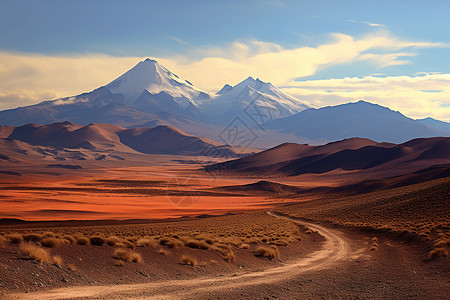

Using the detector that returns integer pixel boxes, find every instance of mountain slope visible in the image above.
[416,117,450,133]
[205,137,450,177]
[266,101,447,143]
[202,77,310,124]
[105,58,209,110]
[0,59,209,127]
[5,122,242,157]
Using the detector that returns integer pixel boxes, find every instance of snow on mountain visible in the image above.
[105,58,209,109]
[202,77,310,123]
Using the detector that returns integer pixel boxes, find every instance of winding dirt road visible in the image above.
[8,212,360,299]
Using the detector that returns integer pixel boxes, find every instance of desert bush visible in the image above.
[0,236,5,248]
[136,238,157,247]
[239,243,250,249]
[254,245,279,259]
[40,237,62,248]
[52,255,63,267]
[77,236,90,245]
[370,243,378,251]
[20,242,50,263]
[43,231,55,238]
[106,236,121,246]
[6,233,23,244]
[113,248,142,263]
[67,263,77,271]
[89,235,106,246]
[429,248,449,259]
[184,239,210,250]
[23,234,43,243]
[181,254,197,266]
[160,237,184,248]
[122,240,136,249]
[63,235,77,244]
[157,248,170,255]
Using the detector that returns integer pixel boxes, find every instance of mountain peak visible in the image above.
[105,59,208,108]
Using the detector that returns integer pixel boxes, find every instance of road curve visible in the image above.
[8,212,356,300]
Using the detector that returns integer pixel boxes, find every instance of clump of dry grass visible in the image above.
[181,254,197,266]
[40,237,62,248]
[239,243,250,249]
[63,235,77,244]
[106,236,121,246]
[113,248,142,263]
[184,238,210,250]
[254,245,280,259]
[0,236,5,248]
[429,238,450,259]
[211,243,235,262]
[52,255,64,267]
[67,263,77,271]
[89,235,106,246]
[6,233,23,244]
[76,236,90,245]
[136,238,157,247]
[157,248,170,255]
[43,231,55,238]
[23,233,43,243]
[20,242,50,263]
[160,237,184,248]
[114,260,125,266]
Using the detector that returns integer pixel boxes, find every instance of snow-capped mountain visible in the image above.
[105,58,209,109]
[202,77,310,124]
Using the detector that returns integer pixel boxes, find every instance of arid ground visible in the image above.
[0,149,449,299]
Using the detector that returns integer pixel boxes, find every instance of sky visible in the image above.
[0,0,449,121]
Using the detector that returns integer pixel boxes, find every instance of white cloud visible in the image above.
[0,30,448,121]
[281,74,450,122]
[347,20,385,27]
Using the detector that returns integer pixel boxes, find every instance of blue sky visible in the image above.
[0,0,449,120]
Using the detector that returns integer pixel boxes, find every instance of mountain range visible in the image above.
[205,137,450,177]
[0,58,449,147]
[0,122,242,162]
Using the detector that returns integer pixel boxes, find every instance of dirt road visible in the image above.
[8,212,361,299]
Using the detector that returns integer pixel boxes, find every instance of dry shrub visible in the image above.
[113,248,142,263]
[43,231,55,238]
[160,237,183,248]
[67,263,77,271]
[0,236,5,248]
[370,243,378,251]
[429,248,449,259]
[184,239,210,250]
[23,234,42,243]
[6,233,23,244]
[211,243,235,262]
[89,235,106,246]
[114,260,125,266]
[157,248,170,255]
[41,237,62,248]
[106,236,121,246]
[254,245,280,259]
[136,238,157,247]
[52,255,64,267]
[63,235,77,244]
[122,240,136,249]
[20,242,50,263]
[181,254,197,266]
[77,236,90,245]
[239,243,250,249]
